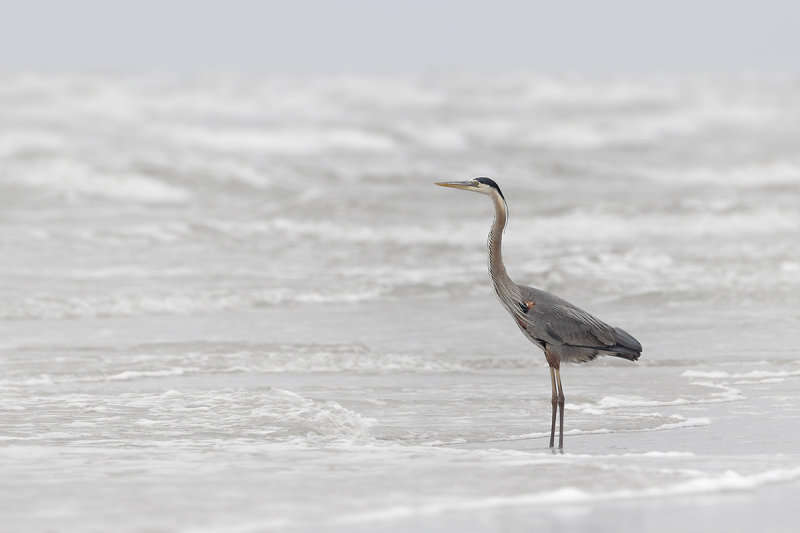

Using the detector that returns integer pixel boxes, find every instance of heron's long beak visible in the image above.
[435,180,474,190]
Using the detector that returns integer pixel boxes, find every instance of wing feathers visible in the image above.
[515,286,641,358]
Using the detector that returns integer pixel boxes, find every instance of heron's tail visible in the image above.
[610,351,640,361]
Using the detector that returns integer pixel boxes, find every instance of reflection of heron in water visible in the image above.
[435,178,643,449]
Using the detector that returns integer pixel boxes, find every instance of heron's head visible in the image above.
[434,177,505,200]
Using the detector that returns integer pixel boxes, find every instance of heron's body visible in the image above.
[436,177,642,449]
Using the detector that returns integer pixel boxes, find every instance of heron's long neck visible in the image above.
[487,193,515,294]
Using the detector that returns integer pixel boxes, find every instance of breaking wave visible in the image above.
[1,387,376,445]
[335,466,800,524]
[0,342,541,387]
[0,288,386,320]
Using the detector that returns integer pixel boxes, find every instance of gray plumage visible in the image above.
[515,287,642,362]
[435,177,642,449]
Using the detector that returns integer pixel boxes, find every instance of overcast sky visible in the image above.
[1,0,799,73]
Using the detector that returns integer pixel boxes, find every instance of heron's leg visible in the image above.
[549,366,557,448]
[555,368,565,450]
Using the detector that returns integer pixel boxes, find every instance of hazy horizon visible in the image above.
[2,0,800,74]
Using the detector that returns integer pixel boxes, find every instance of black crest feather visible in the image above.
[475,177,504,200]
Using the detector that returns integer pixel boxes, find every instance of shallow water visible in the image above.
[1,73,800,532]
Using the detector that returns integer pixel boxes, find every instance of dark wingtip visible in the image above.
[613,327,643,352]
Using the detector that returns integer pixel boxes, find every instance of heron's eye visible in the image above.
[472,181,480,187]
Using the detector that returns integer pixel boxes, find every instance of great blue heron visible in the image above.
[435,177,642,449]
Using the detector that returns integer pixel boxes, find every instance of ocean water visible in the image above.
[1,72,800,532]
